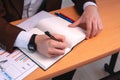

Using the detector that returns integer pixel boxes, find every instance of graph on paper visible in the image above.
[0,48,38,80]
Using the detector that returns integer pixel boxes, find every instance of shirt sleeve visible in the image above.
[14,31,33,49]
[83,1,97,10]
[14,28,44,50]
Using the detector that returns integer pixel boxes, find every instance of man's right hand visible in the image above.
[35,34,67,58]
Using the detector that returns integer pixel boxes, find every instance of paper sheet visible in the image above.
[0,48,38,80]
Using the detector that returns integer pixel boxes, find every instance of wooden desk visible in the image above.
[12,0,120,80]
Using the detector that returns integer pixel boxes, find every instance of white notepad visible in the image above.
[18,11,86,70]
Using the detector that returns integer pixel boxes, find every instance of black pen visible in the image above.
[45,31,59,41]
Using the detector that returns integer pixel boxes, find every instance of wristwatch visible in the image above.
[28,34,37,52]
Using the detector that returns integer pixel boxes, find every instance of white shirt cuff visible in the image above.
[14,31,33,49]
[14,28,44,50]
[83,1,97,10]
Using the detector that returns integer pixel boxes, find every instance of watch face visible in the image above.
[28,44,36,52]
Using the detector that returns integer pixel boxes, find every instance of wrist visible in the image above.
[84,5,98,12]
[28,34,37,52]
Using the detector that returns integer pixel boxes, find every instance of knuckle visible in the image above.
[48,48,53,54]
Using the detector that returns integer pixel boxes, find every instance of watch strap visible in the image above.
[28,34,37,52]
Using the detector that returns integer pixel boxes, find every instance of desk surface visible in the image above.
[12,0,120,80]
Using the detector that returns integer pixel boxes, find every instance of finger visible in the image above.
[50,40,66,49]
[69,19,81,27]
[46,54,54,58]
[55,42,66,49]
[48,48,65,55]
[91,19,98,37]
[53,34,66,42]
[97,21,103,34]
[86,19,92,39]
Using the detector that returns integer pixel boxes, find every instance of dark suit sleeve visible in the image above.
[0,1,23,53]
[72,0,96,14]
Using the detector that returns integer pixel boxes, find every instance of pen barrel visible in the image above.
[45,31,60,41]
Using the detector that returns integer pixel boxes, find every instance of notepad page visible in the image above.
[17,11,55,31]
[37,17,86,48]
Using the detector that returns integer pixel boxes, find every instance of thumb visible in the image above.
[69,19,82,27]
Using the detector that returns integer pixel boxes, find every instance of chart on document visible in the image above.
[0,48,38,80]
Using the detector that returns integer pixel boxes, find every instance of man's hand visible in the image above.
[69,6,103,39]
[35,34,66,58]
